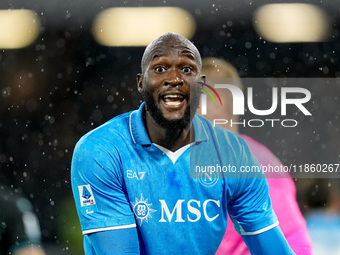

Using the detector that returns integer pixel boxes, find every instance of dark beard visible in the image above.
[142,87,201,131]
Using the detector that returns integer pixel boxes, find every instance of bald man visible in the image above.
[71,33,295,254]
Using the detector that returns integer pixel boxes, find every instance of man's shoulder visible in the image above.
[78,110,136,148]
[239,134,282,167]
[195,115,245,145]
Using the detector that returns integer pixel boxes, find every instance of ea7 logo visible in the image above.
[159,199,220,223]
[127,170,145,180]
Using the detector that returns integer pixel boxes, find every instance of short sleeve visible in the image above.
[71,135,136,234]
[227,138,278,236]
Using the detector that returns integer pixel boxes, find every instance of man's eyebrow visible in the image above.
[149,49,196,62]
[152,54,161,60]
[180,50,196,61]
[149,51,165,62]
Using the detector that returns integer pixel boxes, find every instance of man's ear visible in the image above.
[137,73,143,92]
[201,74,206,84]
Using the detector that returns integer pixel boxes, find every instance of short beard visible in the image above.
[142,87,201,132]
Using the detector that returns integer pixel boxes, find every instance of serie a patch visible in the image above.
[78,184,98,214]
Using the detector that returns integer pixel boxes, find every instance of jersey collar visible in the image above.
[129,103,151,145]
[192,115,209,144]
[129,102,208,145]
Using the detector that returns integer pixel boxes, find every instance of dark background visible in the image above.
[0,0,339,254]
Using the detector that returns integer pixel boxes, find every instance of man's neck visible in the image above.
[144,111,192,152]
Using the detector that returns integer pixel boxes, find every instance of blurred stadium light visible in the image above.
[0,9,40,49]
[92,7,196,47]
[253,3,331,43]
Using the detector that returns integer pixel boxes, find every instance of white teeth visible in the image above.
[165,101,181,106]
[163,94,184,99]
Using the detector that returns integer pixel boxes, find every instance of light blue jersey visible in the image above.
[71,103,278,254]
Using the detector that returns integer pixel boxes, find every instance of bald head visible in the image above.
[141,32,202,75]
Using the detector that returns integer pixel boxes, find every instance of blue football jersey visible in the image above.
[71,103,278,254]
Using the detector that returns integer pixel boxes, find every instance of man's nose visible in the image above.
[165,69,184,87]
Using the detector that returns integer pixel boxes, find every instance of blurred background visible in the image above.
[0,0,339,254]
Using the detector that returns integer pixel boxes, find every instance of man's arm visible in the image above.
[241,135,313,254]
[242,226,295,255]
[71,136,138,253]
[227,137,295,254]
[86,228,140,254]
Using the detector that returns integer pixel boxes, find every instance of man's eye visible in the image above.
[155,66,166,73]
[182,67,193,73]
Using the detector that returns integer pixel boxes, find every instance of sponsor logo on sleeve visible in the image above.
[78,185,97,214]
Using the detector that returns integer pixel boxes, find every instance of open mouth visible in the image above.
[161,94,186,107]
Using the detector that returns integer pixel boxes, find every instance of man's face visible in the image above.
[138,46,203,130]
